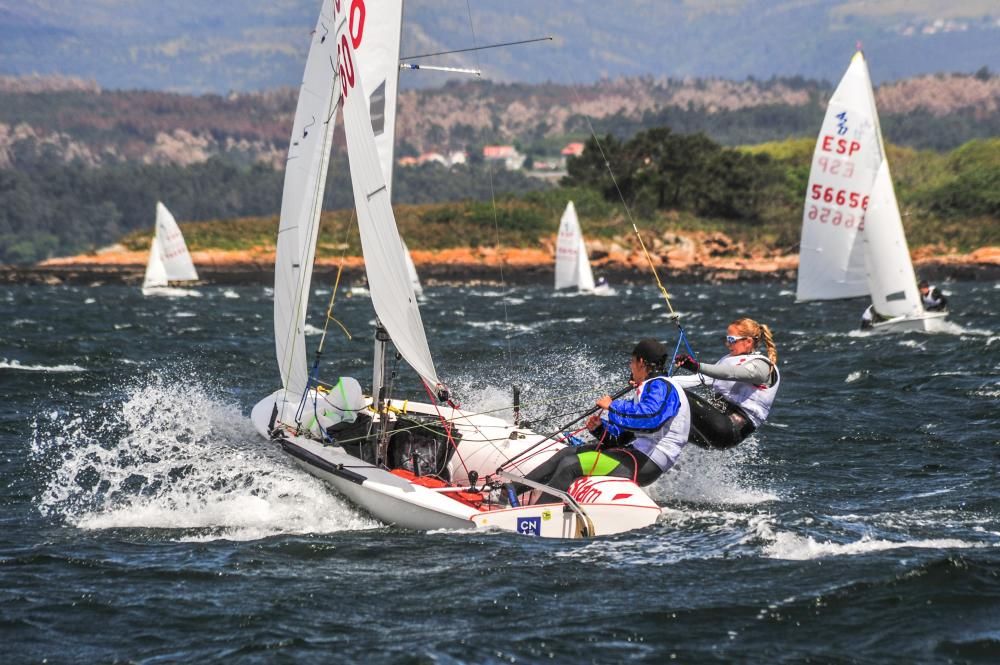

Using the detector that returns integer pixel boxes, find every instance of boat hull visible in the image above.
[250,391,662,538]
[870,310,948,333]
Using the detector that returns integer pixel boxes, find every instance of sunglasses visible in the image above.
[725,335,750,345]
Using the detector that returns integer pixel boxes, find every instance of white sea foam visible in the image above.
[763,532,984,560]
[651,440,779,506]
[1,358,85,373]
[304,323,324,336]
[31,373,375,541]
[223,289,240,299]
[845,370,867,383]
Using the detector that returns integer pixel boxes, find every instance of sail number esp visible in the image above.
[335,0,366,99]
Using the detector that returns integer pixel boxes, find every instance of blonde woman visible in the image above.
[673,318,780,450]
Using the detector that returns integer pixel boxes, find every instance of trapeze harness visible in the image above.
[513,376,690,501]
[674,353,779,450]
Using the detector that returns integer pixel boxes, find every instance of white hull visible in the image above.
[584,283,616,297]
[870,310,948,333]
[141,286,202,298]
[250,390,662,538]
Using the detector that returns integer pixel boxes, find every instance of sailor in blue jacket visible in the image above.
[508,339,691,504]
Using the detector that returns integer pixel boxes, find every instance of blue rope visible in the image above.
[294,358,334,443]
[667,325,697,377]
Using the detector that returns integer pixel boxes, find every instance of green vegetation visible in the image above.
[3,130,998,265]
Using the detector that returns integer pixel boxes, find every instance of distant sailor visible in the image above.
[918,280,948,311]
[508,338,690,503]
[672,318,779,450]
[859,304,887,330]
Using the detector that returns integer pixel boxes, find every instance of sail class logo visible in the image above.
[517,517,541,536]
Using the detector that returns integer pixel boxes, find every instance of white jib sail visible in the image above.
[143,202,198,289]
[555,201,594,291]
[862,161,922,319]
[338,6,439,389]
[403,239,423,296]
[273,0,340,398]
[797,51,885,301]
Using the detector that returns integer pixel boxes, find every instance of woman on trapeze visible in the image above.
[672,317,780,450]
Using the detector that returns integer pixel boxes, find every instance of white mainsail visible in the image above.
[142,201,198,290]
[862,161,923,319]
[796,51,884,301]
[338,3,439,389]
[356,0,403,195]
[356,0,422,295]
[273,0,340,398]
[554,201,596,292]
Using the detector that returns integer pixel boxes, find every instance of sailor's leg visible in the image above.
[684,390,743,449]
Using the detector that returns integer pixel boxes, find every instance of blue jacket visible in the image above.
[603,377,681,439]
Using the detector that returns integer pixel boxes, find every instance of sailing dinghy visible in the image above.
[250,0,660,538]
[554,201,612,295]
[142,201,200,297]
[796,51,946,332]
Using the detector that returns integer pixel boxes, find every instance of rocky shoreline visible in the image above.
[3,237,998,287]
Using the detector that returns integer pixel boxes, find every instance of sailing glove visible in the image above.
[675,354,699,373]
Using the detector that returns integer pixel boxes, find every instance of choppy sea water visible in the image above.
[1,280,998,663]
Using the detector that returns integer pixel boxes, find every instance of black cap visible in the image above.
[632,338,667,367]
[918,280,929,288]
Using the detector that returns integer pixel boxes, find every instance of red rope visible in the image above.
[421,380,471,480]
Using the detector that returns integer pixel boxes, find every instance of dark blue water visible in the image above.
[2,281,998,663]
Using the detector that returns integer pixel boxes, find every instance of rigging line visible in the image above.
[566,85,685,322]
[464,0,513,378]
[320,388,618,449]
[399,36,552,61]
[280,71,341,409]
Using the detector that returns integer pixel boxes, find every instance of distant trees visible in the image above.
[0,152,550,264]
[563,128,787,222]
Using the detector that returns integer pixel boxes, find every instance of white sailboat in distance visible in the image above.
[142,201,200,297]
[249,0,660,538]
[554,201,612,295]
[795,50,945,332]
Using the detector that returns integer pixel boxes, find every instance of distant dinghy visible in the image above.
[555,201,612,295]
[142,202,200,297]
[796,51,946,332]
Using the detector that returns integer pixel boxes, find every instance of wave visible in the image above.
[31,371,375,541]
[763,532,985,560]
[1,358,85,373]
[652,439,779,506]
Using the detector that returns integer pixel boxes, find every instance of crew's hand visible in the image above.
[596,395,612,409]
[586,413,602,431]
[675,354,699,373]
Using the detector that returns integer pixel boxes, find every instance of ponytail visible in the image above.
[730,317,778,365]
[759,324,778,365]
